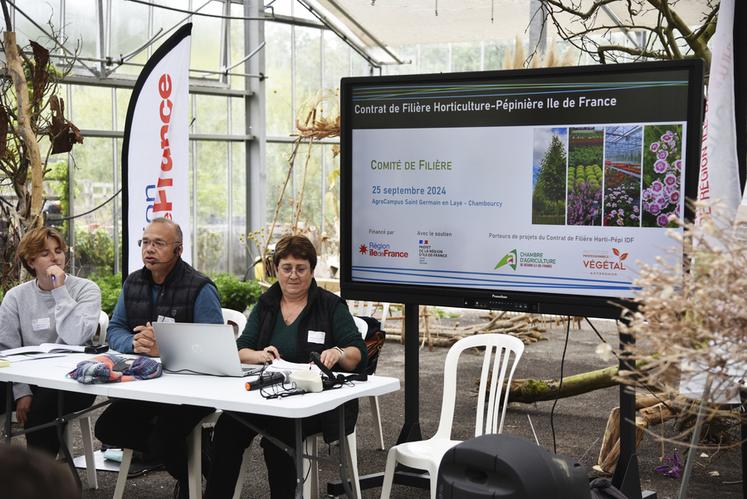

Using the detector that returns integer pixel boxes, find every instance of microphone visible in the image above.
[244,371,287,391]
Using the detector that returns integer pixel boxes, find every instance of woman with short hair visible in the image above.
[0,226,101,455]
[204,234,367,499]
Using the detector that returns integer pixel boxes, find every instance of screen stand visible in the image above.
[397,303,423,444]
[612,326,656,499]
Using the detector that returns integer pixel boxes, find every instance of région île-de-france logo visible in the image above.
[495,249,517,271]
[358,241,409,258]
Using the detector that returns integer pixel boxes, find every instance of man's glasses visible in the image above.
[278,264,310,276]
[138,238,180,249]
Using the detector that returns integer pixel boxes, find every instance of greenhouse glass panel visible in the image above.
[265,142,294,227]
[190,1,223,76]
[70,137,116,275]
[195,141,229,275]
[116,88,133,131]
[110,1,150,61]
[71,85,112,130]
[64,0,98,60]
[231,143,248,274]
[294,26,322,119]
[452,43,481,72]
[265,22,293,136]
[194,95,228,135]
[419,44,449,73]
[14,0,60,46]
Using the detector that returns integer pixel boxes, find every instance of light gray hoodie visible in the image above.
[0,275,101,400]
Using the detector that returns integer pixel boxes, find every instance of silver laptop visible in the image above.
[153,322,259,377]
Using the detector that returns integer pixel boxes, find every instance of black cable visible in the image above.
[53,187,122,221]
[550,316,571,454]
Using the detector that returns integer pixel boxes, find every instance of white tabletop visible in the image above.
[0,354,400,419]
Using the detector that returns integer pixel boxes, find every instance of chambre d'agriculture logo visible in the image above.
[495,249,517,270]
[495,249,557,270]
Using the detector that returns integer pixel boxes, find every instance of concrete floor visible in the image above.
[10,315,743,498]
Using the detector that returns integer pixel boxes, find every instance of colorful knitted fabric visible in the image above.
[67,353,162,384]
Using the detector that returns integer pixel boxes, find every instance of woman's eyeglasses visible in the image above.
[278,265,310,276]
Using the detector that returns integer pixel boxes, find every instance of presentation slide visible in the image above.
[348,68,691,299]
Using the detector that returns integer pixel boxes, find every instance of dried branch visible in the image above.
[538,0,716,69]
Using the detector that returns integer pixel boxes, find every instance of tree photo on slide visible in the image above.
[531,127,567,225]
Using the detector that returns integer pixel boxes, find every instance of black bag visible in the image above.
[589,478,629,499]
[357,316,385,375]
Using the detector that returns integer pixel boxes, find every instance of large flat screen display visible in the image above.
[340,61,704,319]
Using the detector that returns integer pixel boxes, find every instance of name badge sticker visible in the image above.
[307,330,326,344]
[157,315,176,323]
[32,317,51,331]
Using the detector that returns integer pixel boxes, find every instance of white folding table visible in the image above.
[0,353,400,498]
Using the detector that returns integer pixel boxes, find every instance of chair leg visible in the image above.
[369,395,385,450]
[343,429,361,499]
[428,462,440,499]
[379,446,399,499]
[187,422,203,499]
[232,447,251,499]
[78,416,98,489]
[303,435,319,499]
[113,448,133,499]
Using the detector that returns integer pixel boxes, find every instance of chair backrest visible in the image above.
[433,333,524,441]
[221,308,248,338]
[97,310,109,345]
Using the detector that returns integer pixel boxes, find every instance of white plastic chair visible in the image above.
[1,409,98,489]
[96,310,109,345]
[221,308,248,338]
[352,316,385,450]
[379,333,525,499]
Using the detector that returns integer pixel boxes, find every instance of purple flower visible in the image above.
[674,159,682,171]
[633,205,639,213]
[649,203,662,215]
[664,173,677,186]
[669,191,680,204]
[650,142,660,152]
[657,150,668,160]
[657,214,670,227]
[654,160,669,174]
[665,183,677,195]
[617,218,624,226]
[651,180,664,193]
[655,450,683,479]
[662,133,672,141]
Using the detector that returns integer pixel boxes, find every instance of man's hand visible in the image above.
[46,265,66,288]
[133,322,160,356]
[15,395,33,426]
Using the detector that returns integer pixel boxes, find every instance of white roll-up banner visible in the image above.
[122,23,192,276]
[697,0,739,222]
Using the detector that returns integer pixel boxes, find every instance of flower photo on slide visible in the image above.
[641,124,683,228]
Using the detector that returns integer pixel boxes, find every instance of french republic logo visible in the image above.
[418,239,447,263]
[495,249,518,271]
[359,242,408,258]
